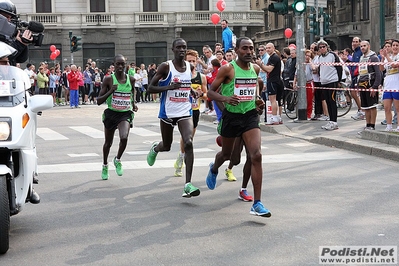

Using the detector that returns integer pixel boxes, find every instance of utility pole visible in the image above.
[296,12,307,121]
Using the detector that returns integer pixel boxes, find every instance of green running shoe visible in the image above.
[113,157,123,176]
[182,183,200,198]
[147,142,159,166]
[101,165,109,180]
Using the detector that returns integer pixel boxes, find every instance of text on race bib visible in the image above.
[111,92,131,110]
[234,78,257,101]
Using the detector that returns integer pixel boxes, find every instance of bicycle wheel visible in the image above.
[284,90,298,119]
[336,90,352,117]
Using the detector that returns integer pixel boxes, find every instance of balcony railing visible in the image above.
[23,11,264,29]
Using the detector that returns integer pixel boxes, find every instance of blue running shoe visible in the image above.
[250,201,271,218]
[206,162,218,190]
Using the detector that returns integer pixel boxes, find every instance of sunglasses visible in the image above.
[319,46,326,48]
[259,49,264,51]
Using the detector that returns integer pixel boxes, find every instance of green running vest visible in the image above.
[221,61,257,114]
[106,74,133,112]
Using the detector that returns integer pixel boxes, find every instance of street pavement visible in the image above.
[3,103,398,266]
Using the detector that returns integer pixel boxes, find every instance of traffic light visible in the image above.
[268,0,288,15]
[323,12,331,35]
[309,13,319,35]
[70,35,82,53]
[292,0,306,14]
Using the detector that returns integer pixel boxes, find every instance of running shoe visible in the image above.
[113,157,123,176]
[321,121,338,130]
[147,142,159,166]
[250,201,271,217]
[206,162,218,190]
[351,111,365,120]
[225,168,237,181]
[381,119,387,125]
[174,153,184,177]
[238,190,253,202]
[101,165,109,180]
[182,183,200,198]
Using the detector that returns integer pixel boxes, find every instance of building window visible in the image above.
[36,0,51,13]
[83,43,115,71]
[273,13,279,29]
[136,42,167,67]
[90,0,105,12]
[385,0,395,16]
[28,44,61,66]
[360,0,369,21]
[195,0,209,11]
[143,0,158,12]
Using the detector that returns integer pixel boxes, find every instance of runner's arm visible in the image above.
[148,62,180,93]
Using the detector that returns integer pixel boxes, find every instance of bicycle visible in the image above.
[284,82,352,119]
[335,82,352,117]
[284,87,298,119]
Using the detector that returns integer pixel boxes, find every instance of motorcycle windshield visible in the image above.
[0,65,30,107]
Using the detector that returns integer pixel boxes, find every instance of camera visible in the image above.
[13,19,44,46]
[0,13,44,46]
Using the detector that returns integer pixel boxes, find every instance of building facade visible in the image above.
[13,0,263,70]
[252,0,399,52]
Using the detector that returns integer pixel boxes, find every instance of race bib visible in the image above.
[234,78,257,101]
[111,91,131,110]
[387,65,399,75]
[358,56,370,76]
[169,76,191,103]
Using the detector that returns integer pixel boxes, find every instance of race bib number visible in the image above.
[169,82,191,103]
[387,65,399,75]
[359,59,369,76]
[111,91,131,110]
[234,78,257,101]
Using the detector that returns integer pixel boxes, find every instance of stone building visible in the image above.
[251,0,399,52]
[13,0,263,70]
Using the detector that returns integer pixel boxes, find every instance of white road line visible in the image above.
[38,151,362,174]
[126,147,214,155]
[68,153,99,157]
[285,143,314,147]
[37,128,69,140]
[70,126,104,138]
[131,127,160,137]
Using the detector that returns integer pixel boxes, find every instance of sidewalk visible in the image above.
[200,108,399,162]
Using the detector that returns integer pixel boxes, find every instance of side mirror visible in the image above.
[29,95,53,113]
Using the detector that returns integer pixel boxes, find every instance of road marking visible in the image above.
[285,142,314,147]
[37,128,69,140]
[125,147,214,155]
[38,151,362,174]
[70,126,104,138]
[131,127,160,137]
[68,153,99,157]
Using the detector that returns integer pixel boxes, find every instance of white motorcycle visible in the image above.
[0,62,53,254]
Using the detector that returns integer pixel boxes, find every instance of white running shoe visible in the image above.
[351,111,365,120]
[321,121,338,130]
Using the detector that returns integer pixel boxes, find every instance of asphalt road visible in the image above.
[2,103,398,266]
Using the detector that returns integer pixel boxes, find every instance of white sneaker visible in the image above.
[207,110,216,116]
[384,126,393,132]
[321,121,338,130]
[317,115,329,121]
[351,111,365,120]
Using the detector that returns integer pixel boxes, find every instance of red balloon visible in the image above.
[211,13,220,25]
[216,135,222,147]
[216,0,226,12]
[50,53,56,60]
[50,45,56,52]
[284,28,293,39]
[55,49,60,56]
